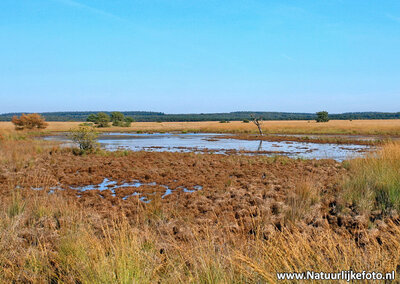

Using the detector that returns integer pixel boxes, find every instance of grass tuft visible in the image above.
[341,142,400,215]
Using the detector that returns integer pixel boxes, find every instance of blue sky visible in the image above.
[0,0,399,114]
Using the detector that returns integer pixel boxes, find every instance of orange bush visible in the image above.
[11,113,48,130]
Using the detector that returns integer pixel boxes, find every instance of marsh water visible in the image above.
[31,178,203,203]
[44,132,373,161]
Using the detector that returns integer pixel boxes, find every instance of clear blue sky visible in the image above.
[0,0,399,114]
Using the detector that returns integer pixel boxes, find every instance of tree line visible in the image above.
[86,112,134,127]
[2,111,399,122]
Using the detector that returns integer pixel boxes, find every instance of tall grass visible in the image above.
[1,191,400,283]
[0,130,59,171]
[284,178,320,222]
[0,192,242,283]
[234,224,400,283]
[341,142,400,215]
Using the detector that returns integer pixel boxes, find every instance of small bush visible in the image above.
[79,122,94,127]
[11,113,48,130]
[242,119,249,123]
[68,126,99,153]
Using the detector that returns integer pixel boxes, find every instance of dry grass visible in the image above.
[0,130,59,172]
[284,178,320,223]
[0,186,399,283]
[1,119,400,135]
[1,189,400,283]
[234,224,400,283]
[341,142,400,215]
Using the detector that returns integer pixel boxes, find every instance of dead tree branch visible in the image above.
[250,114,264,136]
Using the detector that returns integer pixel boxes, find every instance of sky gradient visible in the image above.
[0,0,399,114]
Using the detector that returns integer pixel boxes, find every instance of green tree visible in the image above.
[68,126,99,153]
[124,116,134,127]
[87,113,98,123]
[111,112,125,126]
[96,112,110,127]
[316,111,329,123]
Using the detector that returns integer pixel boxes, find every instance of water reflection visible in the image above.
[257,140,263,152]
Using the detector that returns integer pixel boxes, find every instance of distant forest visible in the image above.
[0,111,399,122]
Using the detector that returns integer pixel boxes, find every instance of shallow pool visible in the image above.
[44,132,373,161]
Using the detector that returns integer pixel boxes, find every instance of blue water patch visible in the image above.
[44,133,373,161]
[27,178,203,203]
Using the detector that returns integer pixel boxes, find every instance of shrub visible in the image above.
[242,119,249,123]
[79,122,94,127]
[11,113,48,130]
[219,120,229,123]
[68,126,99,153]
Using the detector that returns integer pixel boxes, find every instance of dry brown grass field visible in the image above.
[1,119,400,136]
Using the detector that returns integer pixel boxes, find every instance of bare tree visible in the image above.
[250,114,263,136]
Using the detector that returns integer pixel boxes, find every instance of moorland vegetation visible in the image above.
[0,127,400,282]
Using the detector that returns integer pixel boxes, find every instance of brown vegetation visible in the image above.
[1,131,400,282]
[11,113,48,130]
